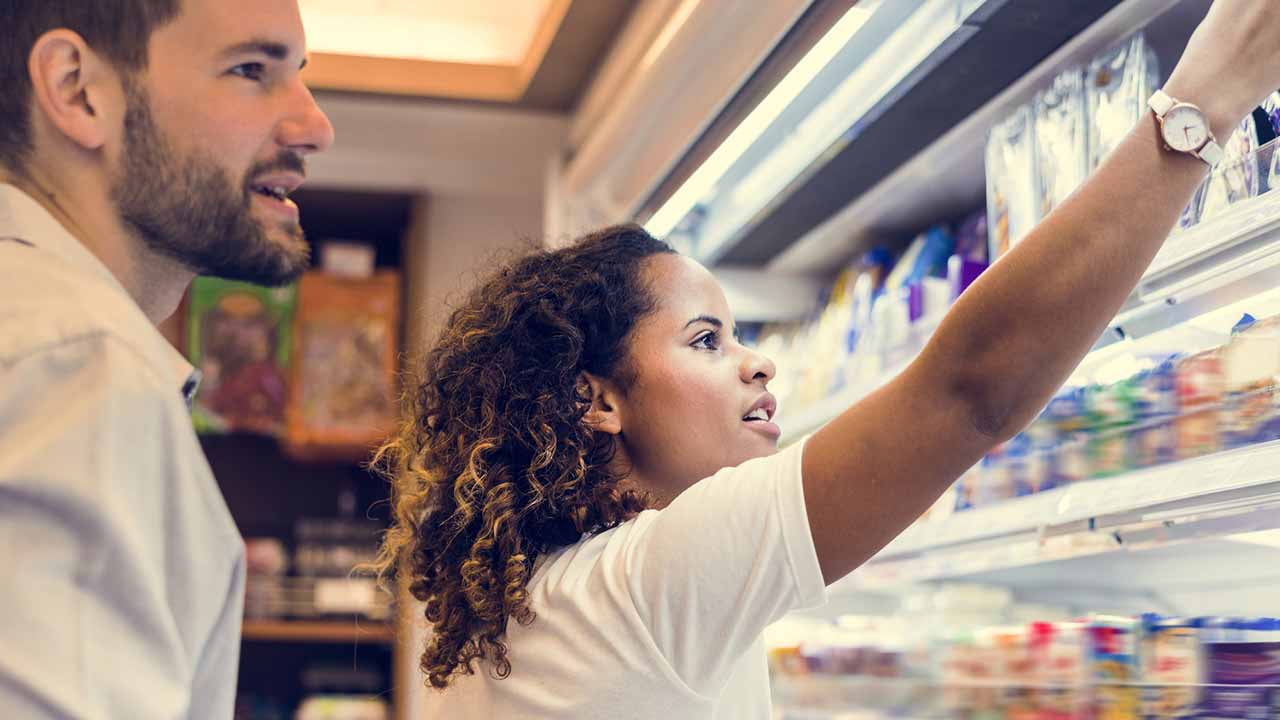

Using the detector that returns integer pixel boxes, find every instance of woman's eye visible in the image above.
[693,331,720,350]
[229,63,266,81]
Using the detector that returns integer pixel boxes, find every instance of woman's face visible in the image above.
[609,254,780,503]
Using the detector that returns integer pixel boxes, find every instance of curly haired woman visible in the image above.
[375,6,1280,717]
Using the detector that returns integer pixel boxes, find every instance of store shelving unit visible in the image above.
[242,619,397,646]
[183,188,414,720]
[628,0,1280,716]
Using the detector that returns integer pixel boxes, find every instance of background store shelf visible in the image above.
[241,619,396,646]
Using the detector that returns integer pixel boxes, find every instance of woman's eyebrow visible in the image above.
[684,315,741,340]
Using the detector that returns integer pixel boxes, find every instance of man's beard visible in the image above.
[110,85,310,287]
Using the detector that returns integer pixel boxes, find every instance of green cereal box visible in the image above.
[186,277,297,436]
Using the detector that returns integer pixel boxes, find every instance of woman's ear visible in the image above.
[579,371,623,435]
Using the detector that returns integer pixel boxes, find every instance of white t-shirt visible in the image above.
[423,437,827,719]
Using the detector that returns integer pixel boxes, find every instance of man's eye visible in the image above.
[229,63,266,81]
[693,332,720,350]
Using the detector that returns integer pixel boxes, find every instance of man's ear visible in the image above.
[27,29,120,154]
[579,371,623,436]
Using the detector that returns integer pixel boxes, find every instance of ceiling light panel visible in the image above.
[300,0,555,65]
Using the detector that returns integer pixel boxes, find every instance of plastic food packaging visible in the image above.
[1199,114,1260,224]
[1197,622,1280,719]
[1140,615,1204,719]
[1087,615,1142,720]
[1087,33,1159,171]
[1087,380,1139,478]
[187,277,297,436]
[1035,67,1090,219]
[284,271,400,459]
[1221,315,1280,449]
[1174,350,1224,460]
[1128,357,1181,470]
[986,105,1039,262]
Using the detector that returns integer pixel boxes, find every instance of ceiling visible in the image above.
[299,0,636,111]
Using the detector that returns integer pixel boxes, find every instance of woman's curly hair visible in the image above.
[373,225,676,689]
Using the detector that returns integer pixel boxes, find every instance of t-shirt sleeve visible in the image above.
[623,438,826,697]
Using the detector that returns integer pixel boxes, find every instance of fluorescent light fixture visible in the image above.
[727,0,966,213]
[643,3,878,239]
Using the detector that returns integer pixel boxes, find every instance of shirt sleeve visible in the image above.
[0,335,197,719]
[623,438,827,697]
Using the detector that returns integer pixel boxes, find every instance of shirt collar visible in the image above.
[0,183,200,402]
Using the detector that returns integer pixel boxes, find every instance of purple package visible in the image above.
[954,210,989,262]
[1198,642,1280,718]
[948,255,988,300]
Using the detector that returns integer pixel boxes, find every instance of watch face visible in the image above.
[1162,105,1208,152]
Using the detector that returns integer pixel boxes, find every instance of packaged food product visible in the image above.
[187,277,297,436]
[1035,67,1090,219]
[1199,114,1260,223]
[987,105,1039,261]
[1023,414,1060,494]
[1047,388,1091,485]
[1129,357,1180,470]
[1197,626,1280,719]
[954,466,980,513]
[1221,315,1280,449]
[796,268,858,403]
[984,626,1035,718]
[284,271,400,459]
[1087,33,1160,171]
[977,444,1016,507]
[1174,351,1224,460]
[1031,621,1089,720]
[1140,615,1204,720]
[1004,432,1036,497]
[1087,380,1139,478]
[954,209,989,263]
[1087,615,1142,720]
[1262,91,1280,194]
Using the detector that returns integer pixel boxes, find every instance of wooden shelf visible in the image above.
[241,619,395,645]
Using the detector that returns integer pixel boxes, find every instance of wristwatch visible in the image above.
[1148,89,1223,168]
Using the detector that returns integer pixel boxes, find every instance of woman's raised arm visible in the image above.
[801,1,1280,585]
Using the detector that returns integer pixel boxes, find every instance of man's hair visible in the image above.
[0,0,182,173]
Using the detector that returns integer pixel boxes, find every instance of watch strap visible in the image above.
[1148,89,1175,118]
[1197,140,1224,168]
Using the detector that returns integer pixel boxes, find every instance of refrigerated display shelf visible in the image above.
[830,440,1280,592]
[241,619,396,645]
[780,181,1280,446]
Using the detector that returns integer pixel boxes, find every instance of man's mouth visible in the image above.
[252,185,290,201]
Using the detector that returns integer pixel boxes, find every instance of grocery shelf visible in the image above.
[771,0,1203,274]
[830,440,1280,593]
[779,184,1280,445]
[240,619,396,645]
[777,343,923,446]
[1103,189,1280,348]
[700,0,1126,267]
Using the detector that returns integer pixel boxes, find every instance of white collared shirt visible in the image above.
[0,184,245,719]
